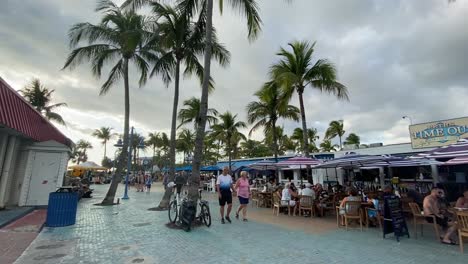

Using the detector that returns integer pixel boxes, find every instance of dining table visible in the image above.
[257,191,273,208]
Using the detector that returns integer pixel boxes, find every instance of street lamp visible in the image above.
[402,116,413,125]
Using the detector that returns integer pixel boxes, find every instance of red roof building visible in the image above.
[0,77,71,147]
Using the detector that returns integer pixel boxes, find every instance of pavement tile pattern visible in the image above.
[1,209,46,264]
[15,184,467,264]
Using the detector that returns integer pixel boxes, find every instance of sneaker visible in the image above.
[235,213,239,219]
[225,216,232,223]
[221,218,225,224]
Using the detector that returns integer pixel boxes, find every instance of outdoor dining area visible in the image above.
[240,138,468,253]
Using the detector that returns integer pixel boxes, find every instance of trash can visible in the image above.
[46,190,79,227]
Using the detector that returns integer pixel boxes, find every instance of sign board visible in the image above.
[409,117,468,149]
[383,195,410,241]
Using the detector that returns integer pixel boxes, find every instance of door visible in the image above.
[26,152,62,206]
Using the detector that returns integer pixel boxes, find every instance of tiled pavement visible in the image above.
[1,209,46,264]
[15,184,467,264]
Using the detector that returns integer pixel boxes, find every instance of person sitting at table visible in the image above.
[423,187,458,245]
[300,183,316,199]
[366,193,380,227]
[281,183,298,208]
[455,189,468,208]
[339,188,361,225]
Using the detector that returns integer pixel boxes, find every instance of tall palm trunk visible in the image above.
[189,0,213,202]
[227,137,232,172]
[272,118,278,162]
[103,140,107,158]
[297,89,309,157]
[339,136,342,150]
[102,58,130,205]
[157,59,181,209]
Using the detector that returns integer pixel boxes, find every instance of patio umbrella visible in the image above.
[425,138,468,159]
[276,156,322,167]
[247,160,287,171]
[362,158,442,168]
[444,155,468,165]
[314,153,400,169]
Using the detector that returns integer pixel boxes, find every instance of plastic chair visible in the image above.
[343,201,363,231]
[456,210,468,253]
[299,195,315,217]
[408,202,440,240]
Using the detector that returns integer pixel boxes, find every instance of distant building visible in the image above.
[0,78,72,208]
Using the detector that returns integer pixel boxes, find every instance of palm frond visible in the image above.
[100,59,124,95]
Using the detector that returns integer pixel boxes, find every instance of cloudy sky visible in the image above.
[1,0,468,163]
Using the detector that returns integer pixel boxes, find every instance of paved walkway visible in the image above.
[1,209,46,264]
[15,184,466,264]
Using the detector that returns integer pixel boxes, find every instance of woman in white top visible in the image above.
[281,183,298,207]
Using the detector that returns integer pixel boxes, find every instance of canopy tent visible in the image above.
[315,153,401,169]
[69,161,108,171]
[247,160,287,171]
[425,138,468,159]
[201,165,221,171]
[444,155,468,165]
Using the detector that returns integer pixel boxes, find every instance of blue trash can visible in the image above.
[46,191,79,227]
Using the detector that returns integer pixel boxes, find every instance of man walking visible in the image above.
[217,166,234,224]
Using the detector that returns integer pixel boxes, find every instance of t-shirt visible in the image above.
[300,188,316,200]
[236,178,250,198]
[216,174,233,191]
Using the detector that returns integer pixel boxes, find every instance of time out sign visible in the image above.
[409,117,468,149]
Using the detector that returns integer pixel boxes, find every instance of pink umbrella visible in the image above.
[445,155,468,165]
[276,156,322,166]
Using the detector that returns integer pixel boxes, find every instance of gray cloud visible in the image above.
[1,0,468,162]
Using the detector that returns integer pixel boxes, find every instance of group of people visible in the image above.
[133,172,153,193]
[273,181,329,216]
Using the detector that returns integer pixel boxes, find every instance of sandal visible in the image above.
[243,219,248,222]
[441,240,457,245]
[235,213,239,219]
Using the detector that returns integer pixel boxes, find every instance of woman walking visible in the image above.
[235,171,251,221]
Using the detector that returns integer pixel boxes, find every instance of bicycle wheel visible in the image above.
[168,200,178,223]
[201,204,211,227]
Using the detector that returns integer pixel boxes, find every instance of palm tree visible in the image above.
[63,0,158,205]
[240,139,271,158]
[146,132,160,167]
[76,140,93,163]
[247,81,299,161]
[320,140,338,152]
[124,2,229,209]
[178,97,218,129]
[345,133,360,148]
[177,128,195,164]
[265,127,296,155]
[291,127,319,153]
[173,0,262,202]
[92,127,115,159]
[325,120,345,150]
[230,131,246,160]
[20,79,67,125]
[271,41,348,157]
[211,111,247,171]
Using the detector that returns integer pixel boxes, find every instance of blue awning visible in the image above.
[176,165,192,171]
[201,165,221,171]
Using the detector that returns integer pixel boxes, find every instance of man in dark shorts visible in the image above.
[216,166,234,224]
[423,187,458,245]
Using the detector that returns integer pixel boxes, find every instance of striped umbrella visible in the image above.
[315,153,401,169]
[276,156,322,166]
[363,158,441,168]
[247,160,287,171]
[445,155,468,165]
[426,138,468,159]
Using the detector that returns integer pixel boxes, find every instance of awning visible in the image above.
[69,161,108,170]
[201,165,221,171]
[315,153,401,169]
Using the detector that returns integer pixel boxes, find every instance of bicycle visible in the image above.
[168,182,184,224]
[197,189,211,227]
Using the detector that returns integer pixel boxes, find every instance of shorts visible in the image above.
[238,196,249,205]
[281,200,296,207]
[426,215,448,228]
[219,190,232,206]
[146,184,151,188]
